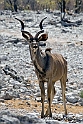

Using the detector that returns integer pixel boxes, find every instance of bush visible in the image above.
[80,90,83,98]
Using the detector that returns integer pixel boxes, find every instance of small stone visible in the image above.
[0,99,4,102]
[79,98,83,106]
[2,115,20,124]
[66,95,79,103]
[35,97,41,102]
[0,56,7,61]
[1,93,13,100]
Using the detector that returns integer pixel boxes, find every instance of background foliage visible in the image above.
[0,0,83,12]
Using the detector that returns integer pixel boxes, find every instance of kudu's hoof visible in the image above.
[41,115,45,118]
[49,113,52,117]
[41,112,44,118]
[44,111,52,118]
[65,110,67,115]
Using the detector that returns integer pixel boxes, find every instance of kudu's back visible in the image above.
[41,50,67,83]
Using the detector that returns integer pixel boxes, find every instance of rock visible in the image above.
[0,99,4,102]
[79,98,83,106]
[34,92,41,97]
[18,113,46,124]
[0,10,83,124]
[0,93,13,100]
[16,42,23,47]
[35,97,41,102]
[0,109,46,124]
[66,95,79,103]
[46,120,60,124]
[0,56,7,61]
[1,115,20,124]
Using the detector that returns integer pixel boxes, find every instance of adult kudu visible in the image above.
[15,17,67,118]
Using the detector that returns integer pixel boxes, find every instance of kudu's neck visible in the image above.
[29,45,47,74]
[36,47,46,68]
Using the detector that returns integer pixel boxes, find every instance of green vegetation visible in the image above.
[0,0,4,9]
[0,0,4,3]
[80,90,83,98]
[0,0,72,10]
[36,0,56,10]
[0,0,83,12]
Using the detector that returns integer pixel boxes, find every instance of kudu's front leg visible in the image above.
[45,79,52,117]
[39,81,45,118]
[60,77,67,115]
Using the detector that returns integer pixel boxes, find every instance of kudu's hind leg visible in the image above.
[39,81,45,118]
[60,77,67,115]
[45,82,56,117]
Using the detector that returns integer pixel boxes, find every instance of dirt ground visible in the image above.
[4,99,83,115]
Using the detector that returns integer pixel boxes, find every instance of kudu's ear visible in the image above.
[22,32,30,41]
[38,33,48,41]
[21,31,33,41]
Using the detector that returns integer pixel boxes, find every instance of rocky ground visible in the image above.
[0,10,83,124]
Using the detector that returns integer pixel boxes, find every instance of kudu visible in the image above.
[15,17,67,118]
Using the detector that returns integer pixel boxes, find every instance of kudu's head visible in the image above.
[15,17,48,55]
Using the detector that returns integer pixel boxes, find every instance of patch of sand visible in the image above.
[3,99,83,114]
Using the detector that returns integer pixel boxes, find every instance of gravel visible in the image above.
[0,10,83,124]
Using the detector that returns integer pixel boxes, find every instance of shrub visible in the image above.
[80,90,83,98]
